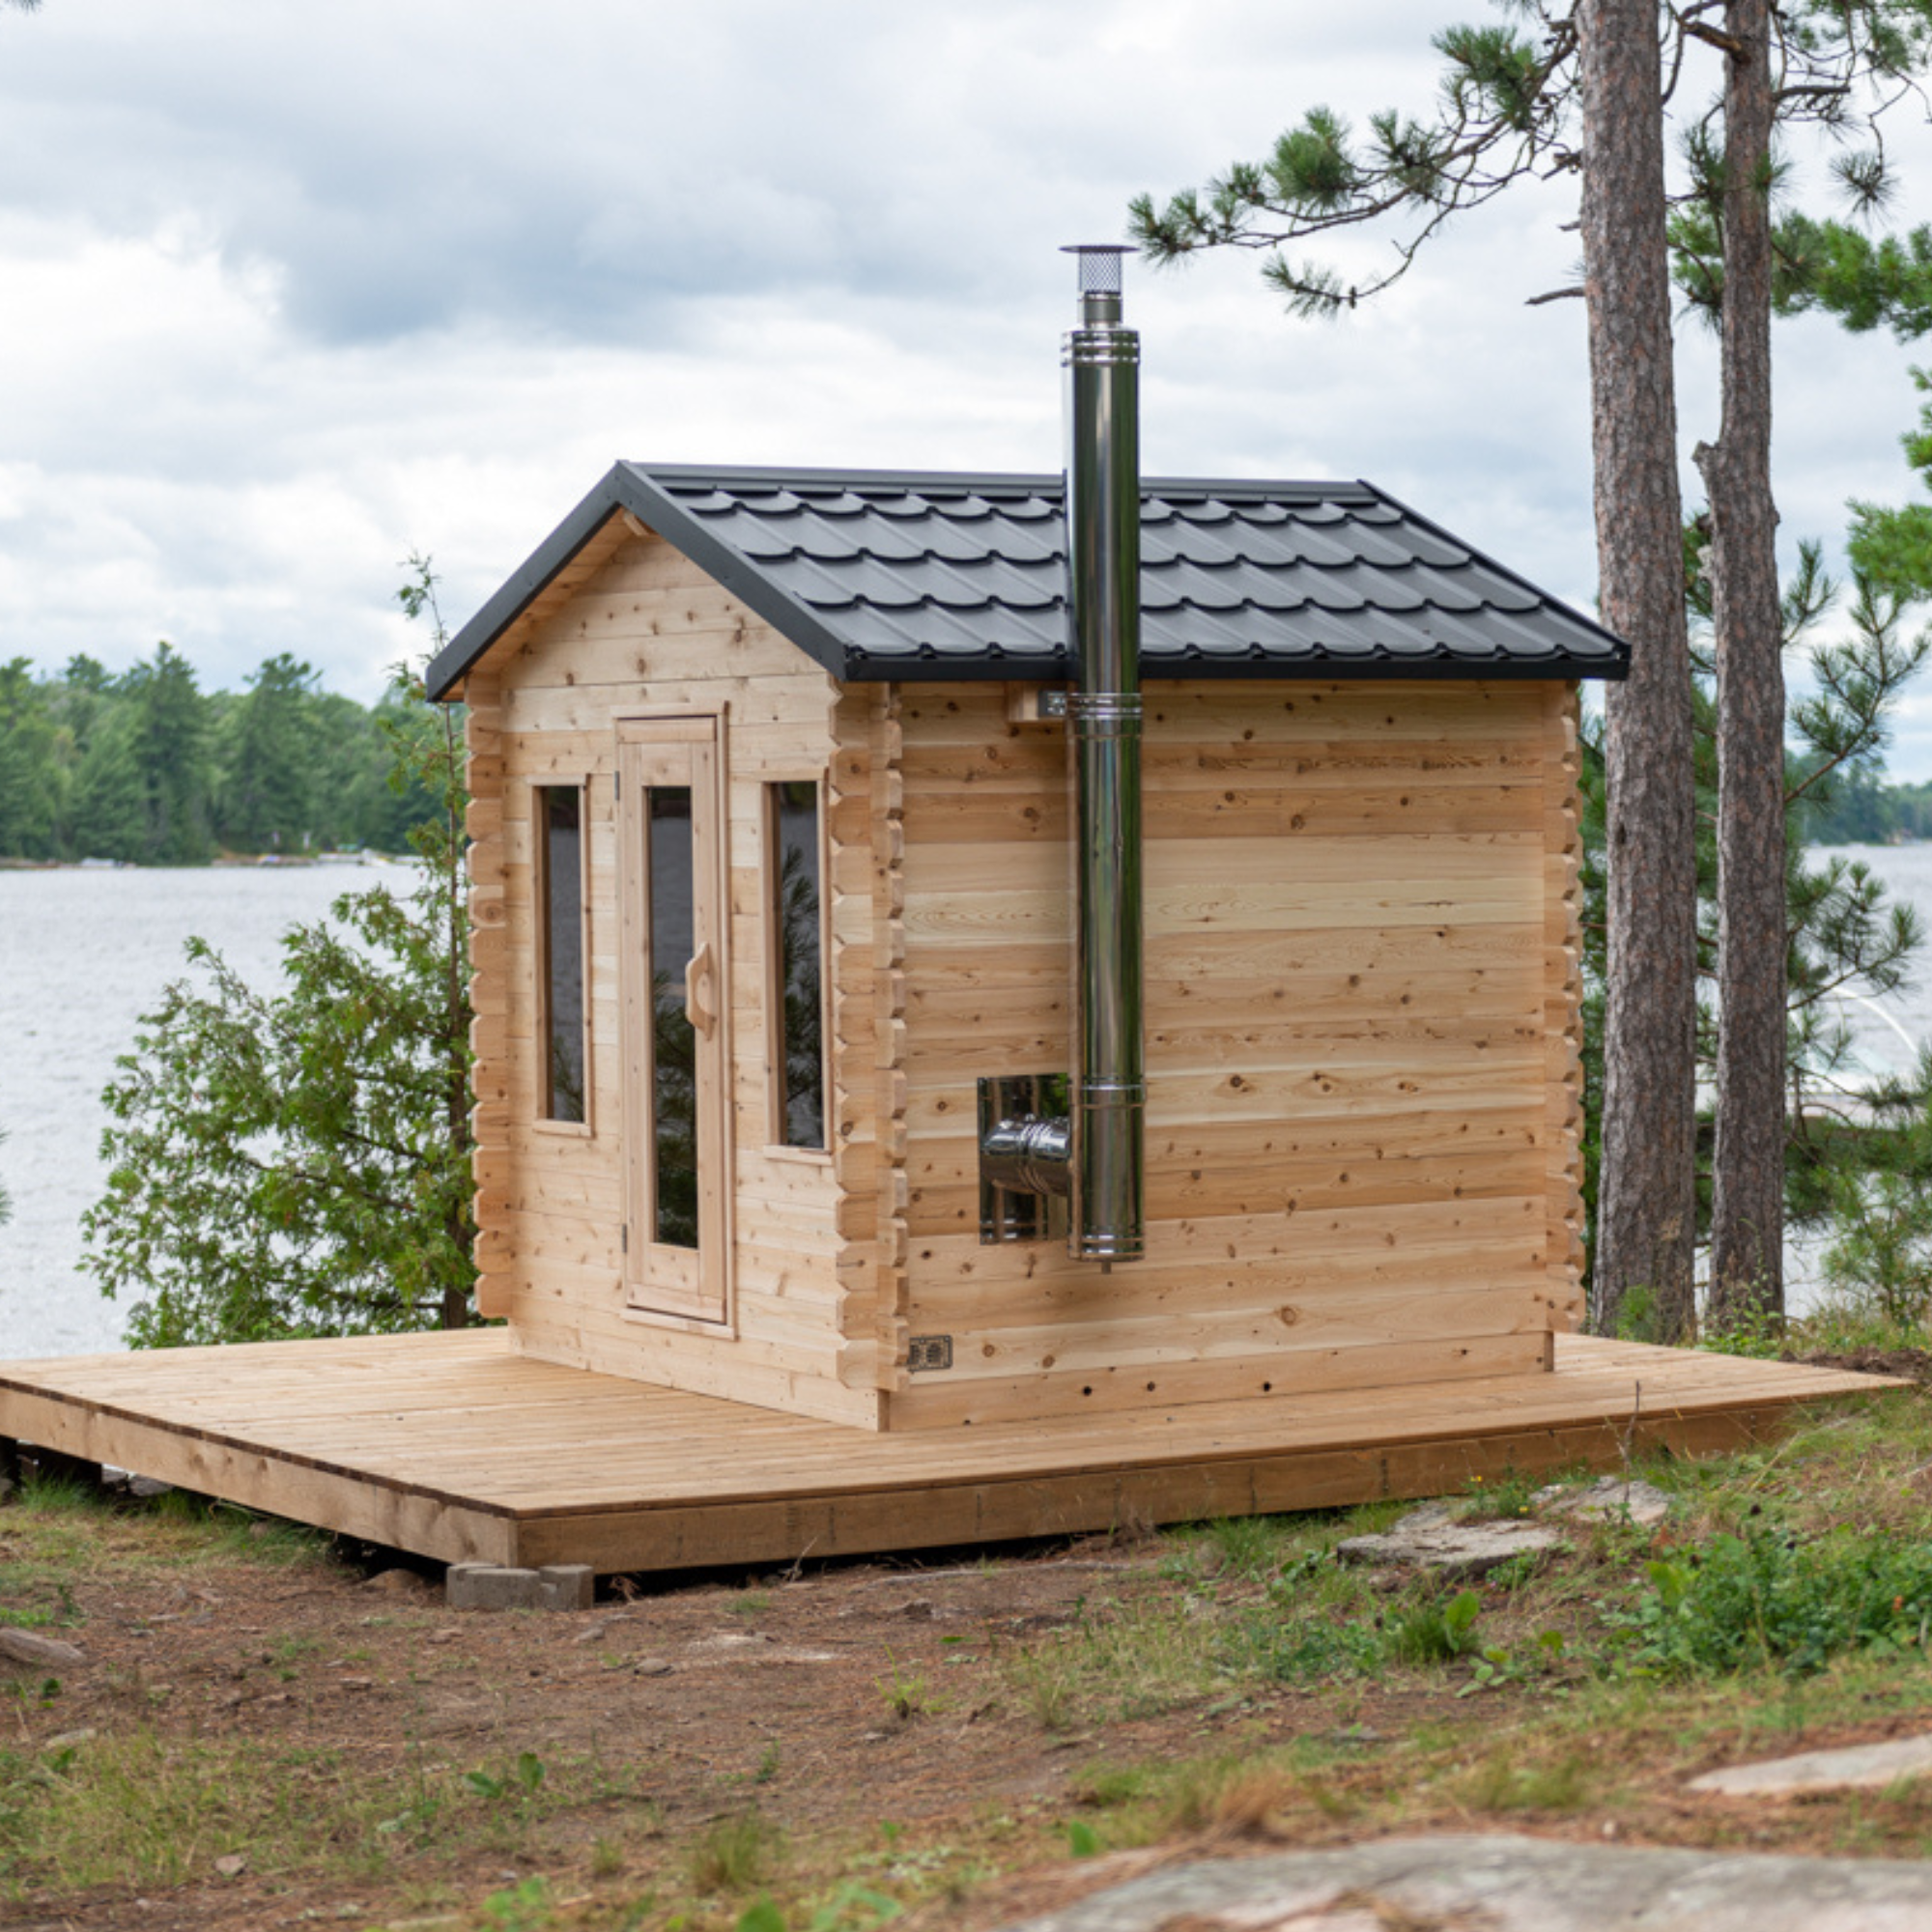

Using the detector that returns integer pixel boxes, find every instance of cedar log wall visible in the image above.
[462,523,1586,1434]
[464,523,888,1428]
[888,680,1583,1427]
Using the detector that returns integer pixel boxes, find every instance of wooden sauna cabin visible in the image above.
[0,254,1895,1577]
[424,461,1627,1435]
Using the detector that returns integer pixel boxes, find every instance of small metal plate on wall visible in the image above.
[979,1072,1070,1245]
[907,1334,954,1374]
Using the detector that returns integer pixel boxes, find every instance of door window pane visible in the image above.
[539,785,585,1123]
[648,786,698,1248]
[768,781,825,1149]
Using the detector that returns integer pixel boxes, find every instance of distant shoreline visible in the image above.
[0,851,410,872]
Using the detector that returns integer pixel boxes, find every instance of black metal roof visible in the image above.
[425,461,1628,699]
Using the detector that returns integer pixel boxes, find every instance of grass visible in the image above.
[1068,1750,1313,1848]
[980,1378,1932,1751]
[1453,1747,1594,1813]
[146,1487,338,1566]
[1458,1463,1543,1520]
[1703,1296,1929,1361]
[3,1464,335,1583]
[1000,1594,1230,1732]
[686,1808,784,1895]
[877,1653,933,1722]
[0,1728,644,1895]
[10,1341,1932,1927]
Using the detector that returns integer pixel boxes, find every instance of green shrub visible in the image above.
[1390,1589,1483,1665]
[1610,1519,1932,1677]
[1821,1164,1932,1326]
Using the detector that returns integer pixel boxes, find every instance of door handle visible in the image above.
[684,941,718,1038]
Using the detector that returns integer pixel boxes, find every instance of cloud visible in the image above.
[0,0,1927,779]
[0,1,1464,347]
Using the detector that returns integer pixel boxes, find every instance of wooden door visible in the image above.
[616,715,731,1325]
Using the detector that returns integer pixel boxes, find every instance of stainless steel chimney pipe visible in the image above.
[1063,244,1146,1264]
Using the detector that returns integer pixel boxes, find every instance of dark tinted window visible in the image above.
[769,781,825,1149]
[539,786,585,1123]
[649,787,698,1248]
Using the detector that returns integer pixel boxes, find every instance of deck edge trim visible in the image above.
[498,1381,1901,1521]
[0,1372,522,1522]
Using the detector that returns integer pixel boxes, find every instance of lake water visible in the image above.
[4,847,1931,1361]
[1802,846,1932,1084]
[0,866,384,1359]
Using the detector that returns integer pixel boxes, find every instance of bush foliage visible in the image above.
[81,652,475,1344]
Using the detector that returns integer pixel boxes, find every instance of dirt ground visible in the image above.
[1794,1345,1932,1384]
[3,1518,1262,1930]
[10,1432,1932,1931]
[11,1523,1198,1930]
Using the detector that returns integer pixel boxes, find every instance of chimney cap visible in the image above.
[1062,242,1129,295]
[1062,244,1129,323]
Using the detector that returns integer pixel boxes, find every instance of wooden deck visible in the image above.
[0,1333,1901,1576]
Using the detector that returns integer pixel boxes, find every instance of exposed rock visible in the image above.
[995,1832,1932,1930]
[1688,1733,1932,1797]
[1535,1475,1672,1525]
[686,1631,842,1664]
[0,1629,85,1668]
[1335,1503,1561,1577]
[573,1615,635,1644]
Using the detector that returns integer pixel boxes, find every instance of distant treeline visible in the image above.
[0,646,451,865]
[1805,766,1932,845]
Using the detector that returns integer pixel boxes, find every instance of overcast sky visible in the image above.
[6,3,1932,767]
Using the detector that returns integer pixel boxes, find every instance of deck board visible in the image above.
[0,1332,1902,1574]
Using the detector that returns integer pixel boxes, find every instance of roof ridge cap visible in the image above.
[627,462,1376,499]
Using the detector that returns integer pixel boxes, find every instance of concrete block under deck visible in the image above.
[0,1331,1900,1576]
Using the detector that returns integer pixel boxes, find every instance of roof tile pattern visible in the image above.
[639,465,1624,679]
[426,463,1627,699]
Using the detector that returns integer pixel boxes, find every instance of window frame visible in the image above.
[762,773,833,1158]
[531,778,593,1137]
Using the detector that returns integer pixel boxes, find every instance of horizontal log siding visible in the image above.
[889,680,1568,1429]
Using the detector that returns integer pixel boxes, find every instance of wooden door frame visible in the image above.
[615,709,734,1331]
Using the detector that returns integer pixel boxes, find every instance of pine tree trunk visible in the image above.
[1697,0,1785,1327]
[1579,0,1699,1340]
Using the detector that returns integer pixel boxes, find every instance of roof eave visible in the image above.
[1357,479,1630,671]
[427,464,1632,700]
[844,650,1625,683]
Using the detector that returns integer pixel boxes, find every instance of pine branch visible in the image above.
[1682,17,1748,57]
